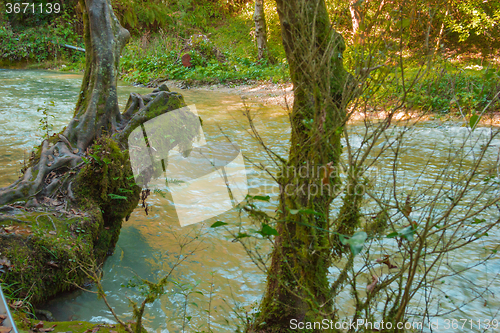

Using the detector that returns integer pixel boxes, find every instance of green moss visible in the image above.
[0,136,141,306]
[15,313,130,333]
[144,92,185,119]
[74,136,140,259]
[0,212,94,304]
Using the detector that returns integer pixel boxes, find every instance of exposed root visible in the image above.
[0,139,83,207]
[115,90,186,146]
[35,214,56,232]
[0,215,28,223]
[58,134,75,152]
[67,181,75,201]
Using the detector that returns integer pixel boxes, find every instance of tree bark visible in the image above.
[254,0,269,61]
[350,0,362,34]
[0,0,130,207]
[64,0,130,151]
[350,0,364,43]
[248,0,349,331]
[0,0,197,305]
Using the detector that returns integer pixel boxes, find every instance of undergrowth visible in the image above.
[119,23,288,84]
[0,11,84,63]
[367,60,500,114]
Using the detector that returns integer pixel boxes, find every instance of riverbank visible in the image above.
[1,67,499,333]
[153,79,500,126]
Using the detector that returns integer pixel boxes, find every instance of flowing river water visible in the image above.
[1,69,499,332]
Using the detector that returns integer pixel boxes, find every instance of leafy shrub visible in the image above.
[404,65,500,114]
[0,20,83,63]
[365,61,500,114]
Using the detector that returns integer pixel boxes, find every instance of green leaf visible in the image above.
[339,234,347,245]
[210,221,228,228]
[402,18,411,28]
[235,232,250,239]
[89,153,101,163]
[484,69,495,81]
[108,193,127,200]
[345,231,367,256]
[471,218,486,224]
[469,114,480,130]
[257,223,278,237]
[386,225,417,241]
[399,225,416,241]
[288,209,300,215]
[253,195,271,202]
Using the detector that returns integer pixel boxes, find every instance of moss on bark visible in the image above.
[0,138,140,305]
[249,0,351,331]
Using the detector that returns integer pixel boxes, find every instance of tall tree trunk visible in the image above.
[64,0,130,151]
[350,0,362,34]
[435,7,449,52]
[0,0,130,206]
[254,0,269,61]
[249,0,349,331]
[0,0,197,305]
[350,0,363,43]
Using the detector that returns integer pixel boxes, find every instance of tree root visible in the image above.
[0,215,28,223]
[0,139,83,207]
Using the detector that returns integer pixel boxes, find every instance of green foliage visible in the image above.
[112,0,252,35]
[445,0,500,43]
[210,221,228,228]
[386,225,417,242]
[406,65,499,114]
[255,223,278,237]
[370,61,500,114]
[0,21,83,63]
[339,231,368,256]
[119,31,288,84]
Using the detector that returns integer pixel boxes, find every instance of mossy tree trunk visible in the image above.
[0,0,130,206]
[0,0,195,305]
[63,0,130,151]
[249,0,349,331]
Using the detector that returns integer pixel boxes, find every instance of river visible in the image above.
[0,69,499,332]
